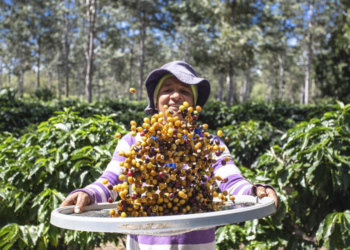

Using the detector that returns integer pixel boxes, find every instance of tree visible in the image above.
[85,0,97,103]
[315,3,350,102]
[121,0,172,101]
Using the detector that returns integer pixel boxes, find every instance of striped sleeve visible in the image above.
[70,132,137,204]
[211,135,253,195]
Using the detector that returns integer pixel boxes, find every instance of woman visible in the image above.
[61,61,278,250]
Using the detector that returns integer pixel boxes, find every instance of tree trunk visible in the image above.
[18,48,24,97]
[101,75,105,100]
[218,73,223,101]
[79,66,85,101]
[225,0,236,106]
[184,33,189,63]
[304,1,313,105]
[37,38,41,89]
[311,78,315,100]
[242,68,250,103]
[57,65,62,101]
[17,65,24,97]
[0,57,2,90]
[18,66,24,98]
[138,12,146,101]
[112,62,117,99]
[48,70,53,90]
[97,67,101,101]
[8,66,11,86]
[300,84,304,105]
[278,52,284,100]
[129,44,134,101]
[226,61,234,106]
[85,0,96,103]
[64,8,70,98]
[265,76,270,102]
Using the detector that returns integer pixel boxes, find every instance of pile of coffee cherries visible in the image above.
[106,102,235,218]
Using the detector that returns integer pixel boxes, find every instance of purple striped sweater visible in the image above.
[71,132,273,250]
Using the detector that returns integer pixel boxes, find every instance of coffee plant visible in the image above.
[221,120,282,168]
[216,101,350,249]
[0,92,349,249]
[0,109,126,249]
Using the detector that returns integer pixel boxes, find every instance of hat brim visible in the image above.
[144,69,211,115]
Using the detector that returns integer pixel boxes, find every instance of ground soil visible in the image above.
[94,238,126,250]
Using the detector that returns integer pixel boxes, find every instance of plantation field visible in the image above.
[0,90,349,249]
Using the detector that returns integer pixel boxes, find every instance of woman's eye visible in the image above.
[162,89,172,93]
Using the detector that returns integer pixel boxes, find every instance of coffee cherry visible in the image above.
[196,106,202,112]
[217,130,223,137]
[109,102,235,218]
[102,179,109,185]
[115,133,121,139]
[108,197,114,203]
[107,184,113,190]
[129,88,136,93]
[225,136,229,142]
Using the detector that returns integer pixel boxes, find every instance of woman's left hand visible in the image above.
[256,186,278,208]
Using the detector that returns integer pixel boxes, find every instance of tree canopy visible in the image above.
[0,0,349,104]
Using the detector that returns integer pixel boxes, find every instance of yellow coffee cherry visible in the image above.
[196,106,202,112]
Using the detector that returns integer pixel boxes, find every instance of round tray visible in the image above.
[50,195,275,236]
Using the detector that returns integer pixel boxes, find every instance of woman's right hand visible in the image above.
[60,192,91,214]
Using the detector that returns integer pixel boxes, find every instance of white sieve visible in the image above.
[50,195,275,236]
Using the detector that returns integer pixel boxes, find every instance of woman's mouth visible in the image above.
[168,105,180,111]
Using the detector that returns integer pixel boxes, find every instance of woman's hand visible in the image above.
[60,192,91,214]
[256,186,278,208]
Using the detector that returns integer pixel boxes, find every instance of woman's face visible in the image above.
[157,76,194,121]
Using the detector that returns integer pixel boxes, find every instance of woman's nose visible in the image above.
[170,90,180,99]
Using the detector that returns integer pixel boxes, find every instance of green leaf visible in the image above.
[323,213,338,238]
[15,193,32,212]
[46,161,55,174]
[28,226,39,245]
[301,133,309,151]
[215,226,229,244]
[0,224,20,249]
[88,134,95,143]
[336,100,345,110]
[79,171,89,186]
[54,123,69,132]
[51,189,66,201]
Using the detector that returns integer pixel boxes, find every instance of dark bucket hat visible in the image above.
[144,61,211,115]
